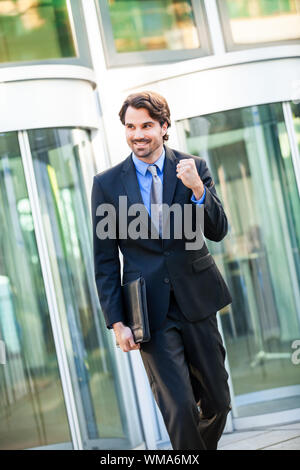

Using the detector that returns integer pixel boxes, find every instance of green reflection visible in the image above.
[0,132,71,449]
[107,0,200,52]
[180,103,300,416]
[226,0,298,18]
[0,0,76,63]
[223,0,300,44]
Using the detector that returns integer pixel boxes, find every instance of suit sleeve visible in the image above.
[91,176,125,329]
[198,158,228,242]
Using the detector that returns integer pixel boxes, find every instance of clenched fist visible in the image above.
[176,159,204,200]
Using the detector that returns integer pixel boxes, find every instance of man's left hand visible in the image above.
[176,159,204,200]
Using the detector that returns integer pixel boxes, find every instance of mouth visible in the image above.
[134,141,150,147]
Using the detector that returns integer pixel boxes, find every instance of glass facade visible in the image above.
[0,0,77,63]
[0,132,71,449]
[27,128,138,446]
[178,102,300,417]
[0,128,144,449]
[97,0,211,66]
[219,0,300,49]
[1,0,300,448]
[107,0,200,52]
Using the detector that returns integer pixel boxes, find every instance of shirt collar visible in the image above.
[132,147,165,176]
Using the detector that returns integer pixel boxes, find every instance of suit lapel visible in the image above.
[121,153,144,207]
[162,145,180,237]
[162,145,179,207]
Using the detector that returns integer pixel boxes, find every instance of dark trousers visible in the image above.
[139,290,231,450]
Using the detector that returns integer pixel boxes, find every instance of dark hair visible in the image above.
[119,91,171,141]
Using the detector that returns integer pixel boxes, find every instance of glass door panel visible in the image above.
[178,103,300,417]
[27,128,142,448]
[0,132,71,449]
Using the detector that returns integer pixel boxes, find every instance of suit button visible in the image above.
[164,278,170,284]
[164,251,170,256]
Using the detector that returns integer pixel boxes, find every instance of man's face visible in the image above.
[124,106,168,160]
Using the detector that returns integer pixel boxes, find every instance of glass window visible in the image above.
[27,128,143,448]
[0,0,91,66]
[97,0,211,66]
[0,132,71,449]
[109,0,200,52]
[218,0,300,50]
[178,102,300,417]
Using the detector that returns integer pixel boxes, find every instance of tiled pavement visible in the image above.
[159,421,300,450]
[218,421,300,450]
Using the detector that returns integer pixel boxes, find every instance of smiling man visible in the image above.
[91,91,232,450]
[125,105,167,161]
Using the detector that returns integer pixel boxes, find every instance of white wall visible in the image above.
[0,68,98,132]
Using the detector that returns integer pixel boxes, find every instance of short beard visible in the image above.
[135,141,162,160]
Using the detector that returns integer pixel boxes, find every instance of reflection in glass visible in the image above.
[179,103,300,417]
[28,128,137,445]
[107,0,200,52]
[0,0,76,63]
[221,0,300,45]
[0,132,71,449]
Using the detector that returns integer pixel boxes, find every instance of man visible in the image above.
[91,91,232,450]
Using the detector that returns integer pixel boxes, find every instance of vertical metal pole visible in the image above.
[128,351,158,450]
[0,340,6,365]
[203,0,226,55]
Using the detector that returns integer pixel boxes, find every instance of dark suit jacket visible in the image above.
[91,145,232,333]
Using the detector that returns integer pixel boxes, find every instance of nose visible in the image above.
[133,127,145,140]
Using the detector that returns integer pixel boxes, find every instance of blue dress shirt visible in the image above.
[132,148,206,214]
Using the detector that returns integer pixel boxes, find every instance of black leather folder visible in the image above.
[117,277,150,346]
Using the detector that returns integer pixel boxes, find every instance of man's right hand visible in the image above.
[112,322,140,352]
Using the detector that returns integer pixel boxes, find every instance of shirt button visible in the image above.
[164,278,170,284]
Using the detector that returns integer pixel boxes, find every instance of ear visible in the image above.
[162,121,168,135]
